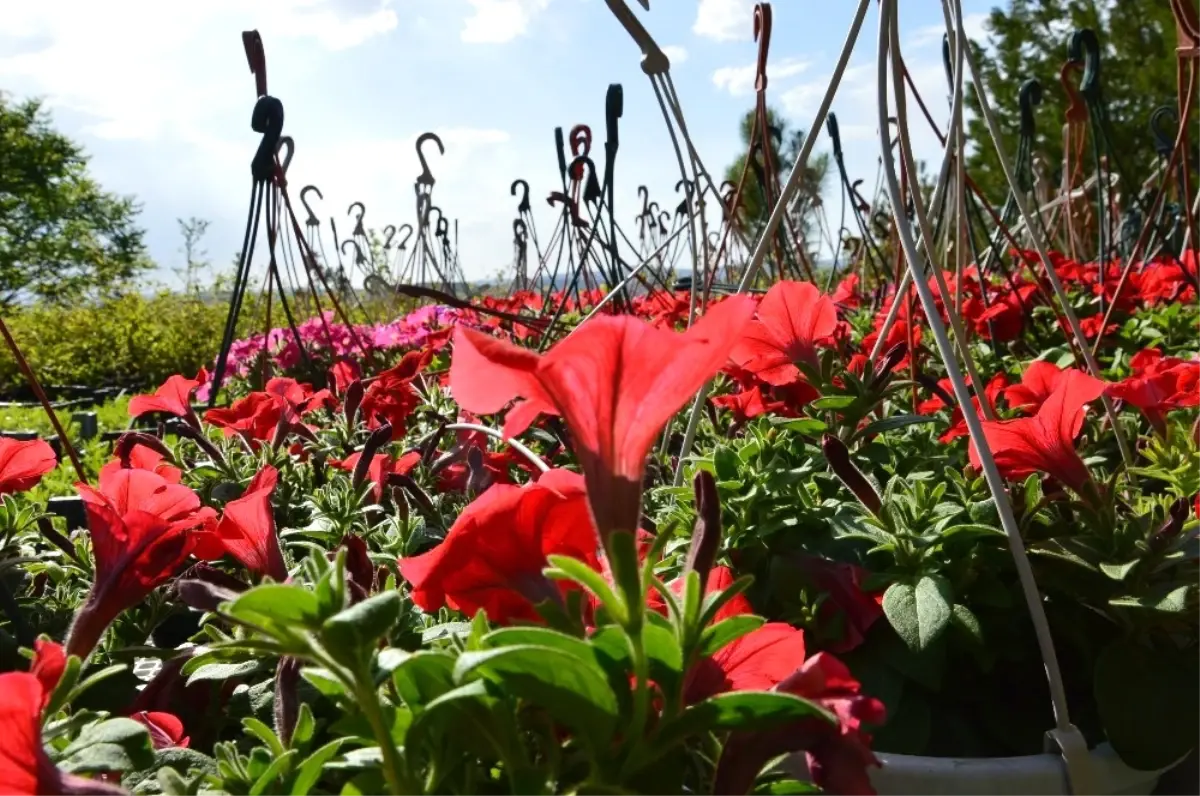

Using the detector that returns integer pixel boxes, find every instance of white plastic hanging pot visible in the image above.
[863,744,1178,796]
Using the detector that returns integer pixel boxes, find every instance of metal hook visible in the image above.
[347,201,366,237]
[1060,61,1088,125]
[511,179,531,214]
[427,205,444,233]
[674,178,693,216]
[1067,29,1102,99]
[569,124,593,161]
[658,210,670,231]
[341,239,366,266]
[513,218,528,243]
[547,191,590,229]
[1018,78,1043,138]
[569,155,603,204]
[299,185,323,227]
[605,83,623,153]
[435,216,449,239]
[250,95,284,184]
[601,0,670,76]
[383,224,397,250]
[275,135,294,175]
[754,3,772,93]
[415,132,445,187]
[242,30,267,98]
[1149,105,1179,157]
[395,223,414,250]
[826,112,844,160]
[637,186,650,217]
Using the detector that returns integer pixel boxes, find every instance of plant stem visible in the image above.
[354,666,411,796]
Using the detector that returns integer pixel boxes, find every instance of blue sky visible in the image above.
[0,0,992,285]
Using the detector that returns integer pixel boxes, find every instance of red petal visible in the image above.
[0,438,57,495]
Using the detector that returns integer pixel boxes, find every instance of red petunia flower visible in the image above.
[398,469,599,624]
[329,359,362,396]
[449,296,755,544]
[1,667,127,794]
[131,711,189,749]
[792,557,884,654]
[969,368,1108,498]
[729,281,838,386]
[67,469,216,660]
[192,466,286,582]
[204,392,285,443]
[919,373,1007,443]
[647,565,753,624]
[1004,360,1066,414]
[0,438,57,496]
[30,639,66,705]
[128,369,208,428]
[358,349,431,433]
[1109,349,1200,435]
[99,443,182,485]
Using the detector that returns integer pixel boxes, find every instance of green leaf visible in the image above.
[242,717,285,757]
[249,749,298,796]
[186,659,265,685]
[854,414,936,440]
[482,627,605,670]
[769,417,827,436]
[546,554,624,623]
[291,703,315,749]
[320,591,402,663]
[714,445,741,481]
[1099,559,1140,581]
[58,718,154,773]
[950,604,984,646]
[290,739,345,795]
[657,692,834,751]
[1094,640,1198,770]
[1109,584,1193,614]
[810,395,856,411]
[392,652,457,711]
[699,615,766,657]
[228,585,322,628]
[300,667,347,699]
[454,644,618,747]
[883,576,953,651]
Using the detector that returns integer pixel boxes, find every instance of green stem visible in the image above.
[354,667,411,796]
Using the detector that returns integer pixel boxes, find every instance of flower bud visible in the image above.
[684,470,723,590]
[821,434,882,516]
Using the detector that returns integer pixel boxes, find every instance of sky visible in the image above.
[0,0,994,286]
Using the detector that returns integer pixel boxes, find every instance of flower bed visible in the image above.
[0,249,1196,794]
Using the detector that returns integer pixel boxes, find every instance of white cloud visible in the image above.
[907,11,988,49]
[661,45,688,65]
[712,57,810,97]
[693,0,755,42]
[460,0,551,44]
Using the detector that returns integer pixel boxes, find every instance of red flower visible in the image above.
[99,444,182,485]
[1,664,127,795]
[793,557,884,653]
[398,470,599,624]
[450,296,755,543]
[647,565,753,623]
[131,711,189,749]
[0,438,57,495]
[832,274,861,309]
[67,469,216,660]
[329,359,362,395]
[920,373,1007,443]
[193,466,286,582]
[30,640,66,704]
[969,368,1108,498]
[1004,360,1066,414]
[729,281,838,386]
[359,349,431,433]
[1109,349,1200,434]
[686,623,810,703]
[205,392,284,442]
[128,369,208,427]
[331,450,421,501]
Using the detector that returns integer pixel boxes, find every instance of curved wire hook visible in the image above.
[547,191,590,229]
[416,132,445,187]
[569,124,593,159]
[1018,78,1043,138]
[674,178,693,216]
[347,201,366,237]
[568,155,603,204]
[427,205,444,233]
[395,223,414,250]
[299,185,323,227]
[382,224,397,250]
[638,186,650,217]
[1149,105,1179,157]
[511,179,531,214]
[1059,61,1088,125]
[341,238,366,265]
[275,135,295,175]
[1067,29,1102,99]
[753,3,772,93]
[435,216,449,239]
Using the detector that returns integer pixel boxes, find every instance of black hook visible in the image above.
[554,127,569,186]
[416,132,445,187]
[427,205,444,233]
[1150,106,1178,157]
[637,186,650,217]
[754,3,772,93]
[1067,29,1102,99]
[275,135,294,175]
[435,216,449,239]
[826,112,844,160]
[605,84,623,153]
[674,178,693,216]
[511,179,531,214]
[658,210,670,232]
[568,155,603,204]
[395,223,414,250]
[347,201,366,237]
[1018,78,1043,138]
[382,224,396,249]
[513,218,528,243]
[547,191,590,229]
[341,239,366,265]
[250,95,284,184]
[299,185,323,227]
[569,124,593,158]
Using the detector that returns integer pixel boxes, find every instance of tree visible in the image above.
[723,106,829,264]
[176,216,211,294]
[0,94,149,309]
[965,0,1195,205]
